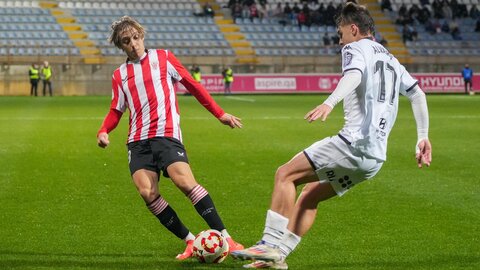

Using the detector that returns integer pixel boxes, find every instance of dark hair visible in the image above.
[335,2,375,35]
[109,16,146,49]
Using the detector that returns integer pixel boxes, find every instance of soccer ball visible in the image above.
[192,229,229,263]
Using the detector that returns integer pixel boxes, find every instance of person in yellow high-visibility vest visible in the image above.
[222,66,233,95]
[41,61,53,96]
[192,65,201,84]
[29,63,39,96]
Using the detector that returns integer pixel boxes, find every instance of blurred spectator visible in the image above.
[456,1,468,18]
[450,0,460,18]
[432,0,443,18]
[323,32,331,47]
[442,2,453,20]
[283,2,292,17]
[203,2,215,17]
[242,3,250,18]
[29,63,39,96]
[271,3,283,18]
[402,24,418,42]
[450,20,462,40]
[227,0,236,9]
[297,10,307,29]
[301,2,310,15]
[441,20,450,32]
[409,4,421,21]
[232,2,242,19]
[470,5,480,19]
[258,3,268,19]
[418,6,431,24]
[249,3,259,21]
[325,2,336,25]
[462,64,473,94]
[381,0,393,12]
[310,7,322,26]
[41,61,53,96]
[331,34,339,45]
[292,2,300,14]
[433,19,442,33]
[398,3,407,17]
[476,19,480,32]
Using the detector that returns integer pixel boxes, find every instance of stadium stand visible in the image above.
[379,0,480,56]
[0,6,79,57]
[0,0,479,74]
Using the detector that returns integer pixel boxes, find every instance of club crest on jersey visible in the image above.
[151,62,159,70]
[343,52,353,67]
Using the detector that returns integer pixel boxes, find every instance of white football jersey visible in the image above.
[339,38,418,161]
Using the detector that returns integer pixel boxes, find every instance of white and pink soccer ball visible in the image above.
[192,229,229,263]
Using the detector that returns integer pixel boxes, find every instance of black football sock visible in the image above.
[188,185,225,231]
[147,196,190,239]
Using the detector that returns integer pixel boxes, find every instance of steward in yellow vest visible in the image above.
[41,61,53,96]
[29,63,39,96]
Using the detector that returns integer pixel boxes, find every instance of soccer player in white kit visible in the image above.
[232,3,432,269]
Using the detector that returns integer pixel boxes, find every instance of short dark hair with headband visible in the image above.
[108,16,146,49]
[335,2,375,36]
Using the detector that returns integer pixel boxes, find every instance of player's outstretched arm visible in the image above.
[219,113,242,129]
[96,108,123,148]
[305,70,361,123]
[416,138,432,168]
[406,85,431,168]
[304,104,332,122]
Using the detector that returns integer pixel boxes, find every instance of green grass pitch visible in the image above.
[0,94,478,270]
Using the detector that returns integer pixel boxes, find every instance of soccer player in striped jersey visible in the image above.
[96,16,243,260]
[232,3,432,269]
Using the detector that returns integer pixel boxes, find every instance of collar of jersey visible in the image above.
[126,49,149,64]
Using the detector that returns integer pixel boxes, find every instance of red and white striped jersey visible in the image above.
[109,49,225,143]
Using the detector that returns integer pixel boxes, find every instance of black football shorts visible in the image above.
[127,137,189,178]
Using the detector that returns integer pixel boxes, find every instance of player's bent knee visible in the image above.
[139,188,158,203]
[274,165,296,186]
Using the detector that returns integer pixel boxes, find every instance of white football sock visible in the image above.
[221,229,231,238]
[184,232,195,242]
[278,230,301,259]
[261,210,289,247]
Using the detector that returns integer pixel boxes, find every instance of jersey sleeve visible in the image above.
[398,64,418,96]
[341,43,366,76]
[110,71,127,113]
[166,51,225,118]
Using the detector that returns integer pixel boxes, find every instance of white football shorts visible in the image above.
[303,135,383,196]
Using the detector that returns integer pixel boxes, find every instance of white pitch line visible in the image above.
[225,96,256,102]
